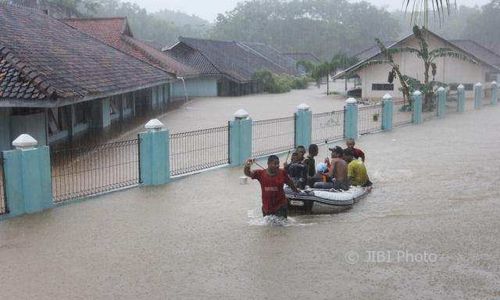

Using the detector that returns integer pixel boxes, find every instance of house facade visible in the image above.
[335,30,500,100]
[0,4,172,151]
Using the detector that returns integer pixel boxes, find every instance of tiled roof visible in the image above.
[62,17,198,77]
[238,42,298,74]
[165,37,299,83]
[163,42,220,77]
[0,46,49,100]
[282,52,321,64]
[0,4,170,104]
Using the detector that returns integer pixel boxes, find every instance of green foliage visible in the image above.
[252,70,310,94]
[463,0,500,50]
[211,0,400,60]
[403,0,457,27]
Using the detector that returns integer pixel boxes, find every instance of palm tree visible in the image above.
[404,0,456,27]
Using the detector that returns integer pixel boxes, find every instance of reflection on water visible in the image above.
[247,209,316,227]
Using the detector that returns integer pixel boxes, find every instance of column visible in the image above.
[229,109,252,166]
[294,103,312,148]
[139,119,170,185]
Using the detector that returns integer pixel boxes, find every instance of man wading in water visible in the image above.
[244,155,299,218]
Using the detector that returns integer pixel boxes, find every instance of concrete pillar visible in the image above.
[491,81,497,106]
[91,98,111,128]
[382,93,393,131]
[457,84,465,113]
[437,86,446,118]
[474,82,482,109]
[294,103,312,148]
[139,119,170,185]
[412,90,423,124]
[2,134,53,217]
[344,98,358,140]
[229,109,252,166]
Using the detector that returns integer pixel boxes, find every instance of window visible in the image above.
[372,83,394,91]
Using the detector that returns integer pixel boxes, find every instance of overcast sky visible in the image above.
[131,0,490,22]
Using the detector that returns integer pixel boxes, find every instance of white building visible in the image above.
[335,30,500,100]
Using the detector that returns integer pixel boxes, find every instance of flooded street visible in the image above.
[1,99,500,299]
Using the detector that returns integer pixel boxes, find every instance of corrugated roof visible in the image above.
[450,40,500,68]
[0,4,170,105]
[165,37,298,83]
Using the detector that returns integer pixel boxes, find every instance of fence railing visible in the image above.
[51,139,140,203]
[170,125,229,176]
[423,95,438,121]
[311,110,344,144]
[0,154,6,215]
[393,100,413,127]
[358,104,383,134]
[252,116,295,157]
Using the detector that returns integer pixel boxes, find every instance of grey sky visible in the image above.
[131,0,490,22]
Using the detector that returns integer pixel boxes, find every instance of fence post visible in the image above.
[229,109,252,166]
[295,103,312,147]
[491,81,497,106]
[2,134,53,217]
[457,84,465,113]
[412,90,423,124]
[344,98,358,140]
[437,86,446,118]
[139,119,170,185]
[474,82,482,109]
[382,93,393,131]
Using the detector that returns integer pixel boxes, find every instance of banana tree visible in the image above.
[404,0,457,27]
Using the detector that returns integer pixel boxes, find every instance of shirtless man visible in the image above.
[327,146,350,190]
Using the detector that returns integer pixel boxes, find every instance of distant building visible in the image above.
[164,37,300,96]
[61,17,211,100]
[282,52,321,65]
[334,30,500,100]
[0,4,172,150]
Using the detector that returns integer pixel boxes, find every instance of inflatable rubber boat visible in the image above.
[284,184,372,207]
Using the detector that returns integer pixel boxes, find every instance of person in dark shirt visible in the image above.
[244,155,299,218]
[303,144,318,178]
[285,152,308,189]
[345,138,365,162]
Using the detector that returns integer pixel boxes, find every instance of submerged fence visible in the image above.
[170,125,229,176]
[358,104,383,134]
[252,116,295,157]
[311,110,344,144]
[51,139,140,203]
[2,83,498,218]
[0,155,5,215]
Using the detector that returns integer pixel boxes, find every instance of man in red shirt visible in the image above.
[244,155,299,218]
[345,138,365,162]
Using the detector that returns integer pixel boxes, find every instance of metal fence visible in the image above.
[0,155,6,215]
[446,90,459,114]
[170,125,229,176]
[311,110,344,144]
[252,116,295,157]
[393,100,413,127]
[51,139,140,203]
[423,95,438,121]
[358,104,383,134]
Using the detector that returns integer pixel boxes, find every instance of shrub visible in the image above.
[252,70,311,94]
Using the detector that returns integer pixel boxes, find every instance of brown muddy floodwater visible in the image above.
[1,98,500,299]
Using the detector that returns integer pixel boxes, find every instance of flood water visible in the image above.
[1,92,499,299]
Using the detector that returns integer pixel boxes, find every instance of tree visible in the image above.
[404,0,457,27]
[463,0,500,51]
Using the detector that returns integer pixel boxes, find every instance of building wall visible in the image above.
[171,78,218,98]
[0,108,11,151]
[357,34,490,100]
[10,111,47,148]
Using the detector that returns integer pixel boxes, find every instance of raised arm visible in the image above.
[243,158,255,177]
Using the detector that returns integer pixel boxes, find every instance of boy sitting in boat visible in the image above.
[284,152,308,189]
[327,146,350,191]
[345,138,365,162]
[244,155,299,218]
[343,148,372,187]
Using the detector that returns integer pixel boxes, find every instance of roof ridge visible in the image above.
[60,17,127,21]
[0,45,59,98]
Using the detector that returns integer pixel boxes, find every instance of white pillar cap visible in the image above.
[475,82,482,87]
[345,98,357,104]
[12,134,38,150]
[145,119,165,130]
[457,84,464,90]
[296,103,310,111]
[382,93,392,100]
[491,81,497,86]
[437,86,445,92]
[413,90,422,96]
[234,109,249,119]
